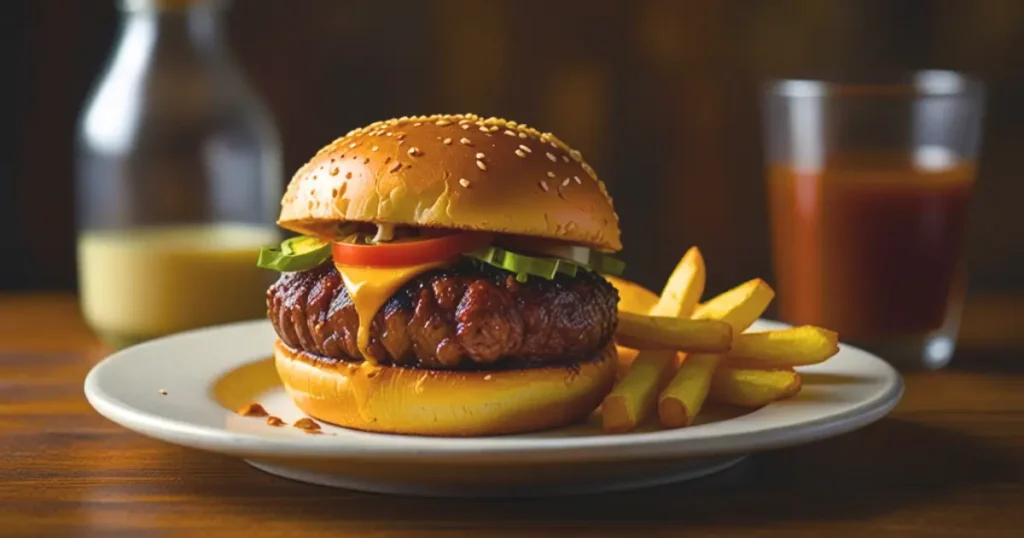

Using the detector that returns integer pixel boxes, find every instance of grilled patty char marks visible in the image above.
[266,260,619,369]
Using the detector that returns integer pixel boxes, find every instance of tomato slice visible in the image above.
[331,232,494,268]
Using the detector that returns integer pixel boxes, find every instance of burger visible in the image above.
[257,114,625,436]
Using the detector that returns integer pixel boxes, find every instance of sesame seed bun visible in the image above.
[273,339,618,436]
[277,114,622,252]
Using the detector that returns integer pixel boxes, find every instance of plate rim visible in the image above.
[84,319,904,464]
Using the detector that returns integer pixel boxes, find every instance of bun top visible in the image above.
[277,114,622,252]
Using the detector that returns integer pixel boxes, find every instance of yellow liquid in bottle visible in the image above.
[77,224,279,348]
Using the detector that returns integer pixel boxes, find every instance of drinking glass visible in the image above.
[762,71,984,370]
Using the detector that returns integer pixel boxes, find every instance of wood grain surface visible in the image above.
[1,295,1022,537]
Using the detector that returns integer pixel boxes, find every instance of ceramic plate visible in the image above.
[84,319,902,497]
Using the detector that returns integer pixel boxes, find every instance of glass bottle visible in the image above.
[75,0,282,348]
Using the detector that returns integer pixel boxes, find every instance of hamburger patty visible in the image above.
[266,260,619,369]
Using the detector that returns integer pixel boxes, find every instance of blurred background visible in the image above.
[1,0,1022,342]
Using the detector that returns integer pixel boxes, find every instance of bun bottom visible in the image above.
[273,340,618,436]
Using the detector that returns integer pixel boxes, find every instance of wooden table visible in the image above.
[1,294,1022,537]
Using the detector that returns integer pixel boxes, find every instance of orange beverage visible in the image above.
[767,154,974,340]
[762,72,984,369]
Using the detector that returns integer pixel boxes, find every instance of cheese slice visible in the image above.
[335,260,448,364]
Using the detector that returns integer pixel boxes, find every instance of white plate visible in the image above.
[84,319,902,497]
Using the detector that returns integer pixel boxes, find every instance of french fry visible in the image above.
[617,346,688,378]
[606,275,660,314]
[615,345,641,379]
[616,311,732,353]
[653,276,767,426]
[657,353,720,427]
[649,257,754,428]
[602,349,677,433]
[609,248,830,431]
[708,367,802,407]
[692,278,775,332]
[650,247,706,318]
[725,326,840,368]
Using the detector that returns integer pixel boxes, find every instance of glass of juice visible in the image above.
[762,71,984,370]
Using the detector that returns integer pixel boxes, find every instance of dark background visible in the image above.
[2,0,1022,299]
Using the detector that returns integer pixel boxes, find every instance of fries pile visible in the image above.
[601,247,840,433]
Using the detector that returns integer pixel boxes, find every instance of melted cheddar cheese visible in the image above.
[335,261,448,364]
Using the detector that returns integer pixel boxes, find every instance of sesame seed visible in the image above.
[396,133,406,140]
[570,149,582,162]
[574,176,581,184]
[443,138,452,145]
[539,180,549,191]
[475,152,485,159]
[476,160,487,171]
[346,172,353,179]
[504,130,516,137]
[459,178,470,188]
[413,122,422,127]
[385,132,393,137]
[562,155,569,163]
[490,125,500,132]
[436,119,452,126]
[479,126,489,132]
[329,167,339,176]
[546,152,557,162]
[518,144,532,153]
[349,142,357,148]
[562,178,571,186]
[514,149,526,158]
[371,146,379,152]
[518,132,527,139]
[461,124,471,130]
[547,171,556,178]
[460,137,473,146]
[408,147,421,156]
[390,161,402,172]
